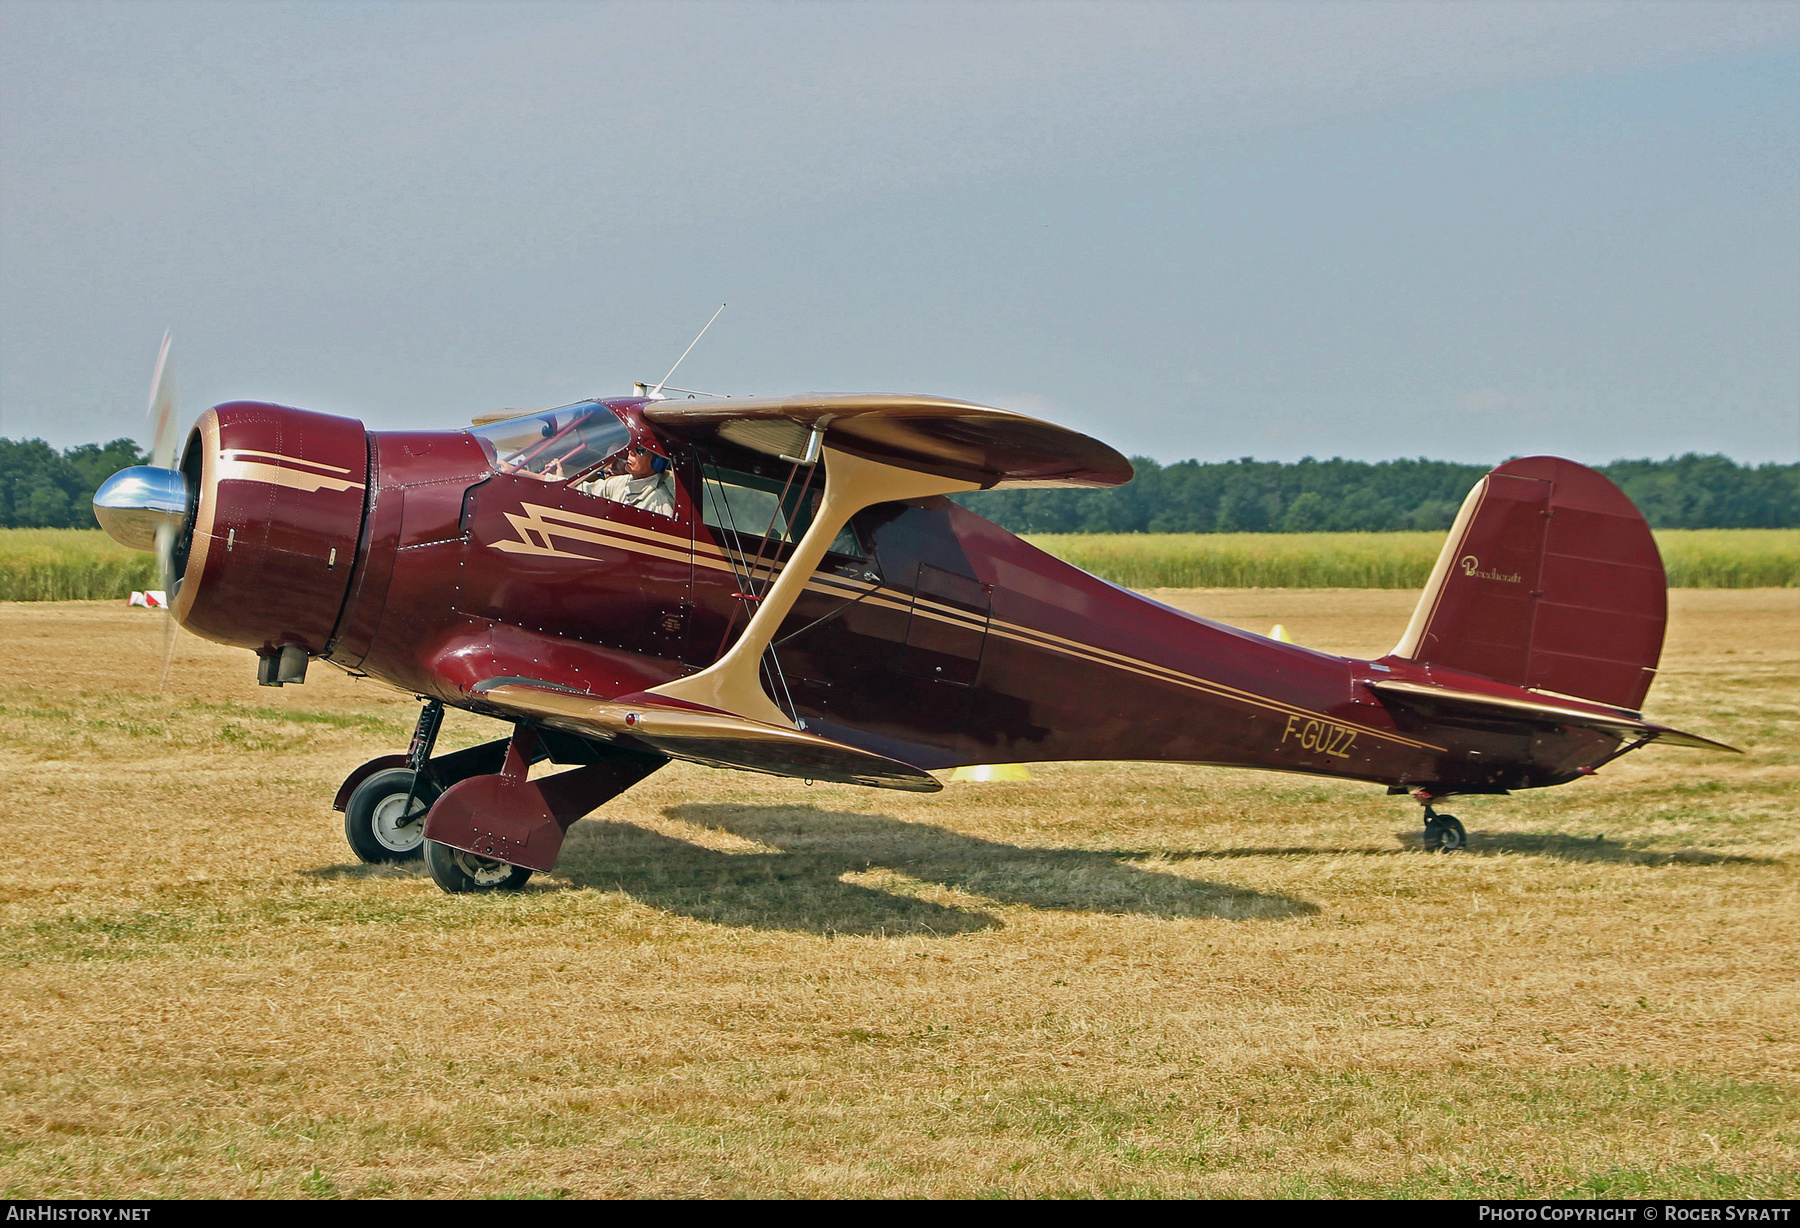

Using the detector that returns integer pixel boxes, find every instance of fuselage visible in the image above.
[288,399,1617,796]
[98,395,1645,800]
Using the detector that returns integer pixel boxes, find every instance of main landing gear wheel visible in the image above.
[344,768,439,864]
[1423,813,1468,853]
[424,839,533,893]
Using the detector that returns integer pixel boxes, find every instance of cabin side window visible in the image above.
[699,462,863,560]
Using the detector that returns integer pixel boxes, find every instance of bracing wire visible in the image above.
[700,455,815,724]
[773,575,882,648]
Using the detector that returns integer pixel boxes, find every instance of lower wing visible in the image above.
[471,679,942,792]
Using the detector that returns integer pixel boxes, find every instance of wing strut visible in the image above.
[652,446,977,727]
[698,449,825,722]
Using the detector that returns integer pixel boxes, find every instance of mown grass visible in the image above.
[3,527,1794,598]
[0,591,1793,1198]
[1028,528,1800,589]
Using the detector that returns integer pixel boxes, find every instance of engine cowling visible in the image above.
[173,402,369,662]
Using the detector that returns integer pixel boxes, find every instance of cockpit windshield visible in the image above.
[470,403,632,482]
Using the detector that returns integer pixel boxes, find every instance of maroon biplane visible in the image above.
[94,338,1734,892]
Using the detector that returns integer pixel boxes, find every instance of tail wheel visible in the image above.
[1423,814,1468,852]
[344,768,438,863]
[424,839,533,893]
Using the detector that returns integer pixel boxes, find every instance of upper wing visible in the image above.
[1370,679,1741,752]
[472,680,943,792]
[640,393,1133,490]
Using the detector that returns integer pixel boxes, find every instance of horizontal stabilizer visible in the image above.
[1370,679,1740,753]
[472,681,943,792]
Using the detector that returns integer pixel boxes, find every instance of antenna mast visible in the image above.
[649,303,727,399]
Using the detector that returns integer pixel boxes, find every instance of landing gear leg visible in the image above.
[421,723,667,894]
[1416,795,1467,853]
[405,699,446,779]
[342,699,444,864]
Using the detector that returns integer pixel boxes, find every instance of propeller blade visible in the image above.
[152,518,178,600]
[153,517,179,694]
[156,610,179,694]
[146,330,178,470]
[146,333,183,695]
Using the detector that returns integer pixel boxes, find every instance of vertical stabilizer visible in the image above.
[1387,456,1666,711]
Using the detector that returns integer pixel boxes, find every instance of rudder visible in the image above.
[1387,456,1666,711]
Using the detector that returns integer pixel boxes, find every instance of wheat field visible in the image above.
[0,588,1795,1198]
[1028,529,1800,589]
[0,528,158,601]
[2,528,1795,602]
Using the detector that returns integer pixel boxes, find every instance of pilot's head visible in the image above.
[626,442,665,480]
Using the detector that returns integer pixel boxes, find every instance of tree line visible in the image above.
[1,438,149,529]
[3,435,1796,532]
[958,453,1800,534]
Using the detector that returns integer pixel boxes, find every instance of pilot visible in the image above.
[580,442,676,518]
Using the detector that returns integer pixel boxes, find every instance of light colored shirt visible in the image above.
[585,470,675,518]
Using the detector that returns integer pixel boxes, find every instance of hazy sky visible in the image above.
[3,0,1797,465]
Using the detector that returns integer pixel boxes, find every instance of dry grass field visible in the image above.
[0,589,1795,1198]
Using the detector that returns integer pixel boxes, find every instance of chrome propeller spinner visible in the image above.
[92,465,188,553]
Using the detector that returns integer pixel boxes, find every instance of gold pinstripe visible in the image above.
[802,574,1439,750]
[215,458,365,495]
[483,500,1441,752]
[221,448,355,476]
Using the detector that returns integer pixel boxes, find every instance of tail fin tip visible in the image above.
[1388,456,1666,712]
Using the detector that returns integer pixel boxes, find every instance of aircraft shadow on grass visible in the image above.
[299,821,1771,920]
[1158,830,1777,868]
[1451,830,1775,867]
[552,803,1318,935]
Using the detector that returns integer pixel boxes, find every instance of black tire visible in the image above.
[424,838,533,894]
[1423,814,1468,852]
[343,768,438,864]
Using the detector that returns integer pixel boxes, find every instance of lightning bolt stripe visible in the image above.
[489,503,693,566]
